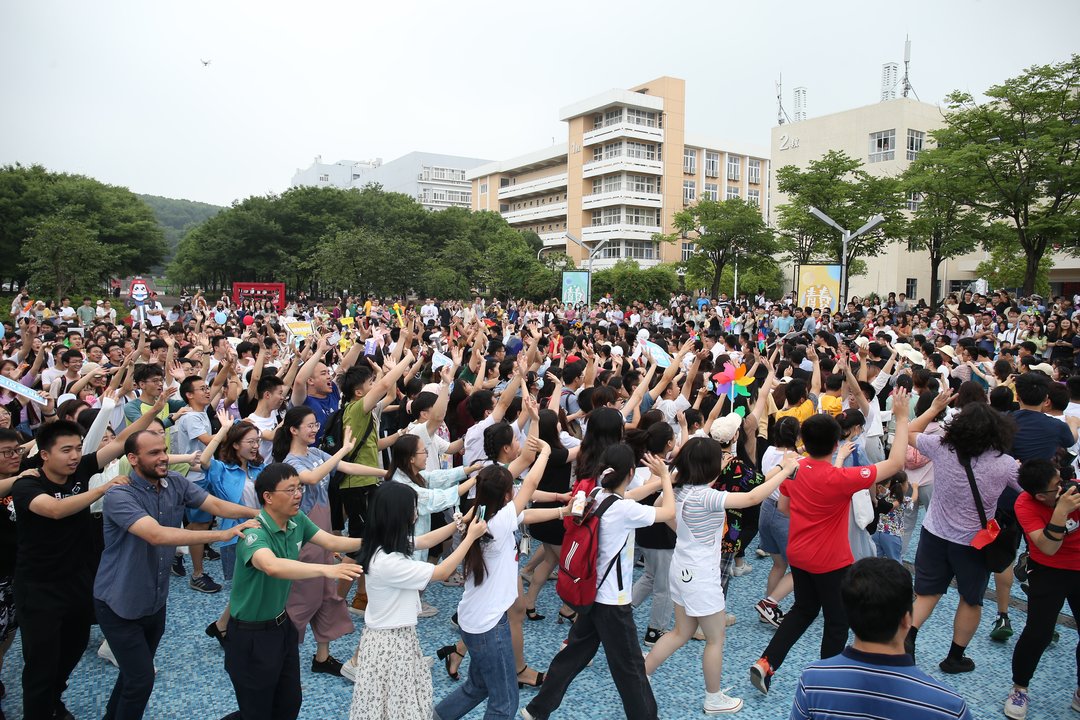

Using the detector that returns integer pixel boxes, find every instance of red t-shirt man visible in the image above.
[781,459,878,573]
[1015,491,1080,570]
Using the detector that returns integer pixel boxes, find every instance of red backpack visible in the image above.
[556,480,627,613]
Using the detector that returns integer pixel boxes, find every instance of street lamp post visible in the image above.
[807,207,885,305]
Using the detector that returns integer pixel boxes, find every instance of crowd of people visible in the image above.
[0,283,1079,719]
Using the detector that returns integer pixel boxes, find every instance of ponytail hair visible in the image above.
[482,422,515,462]
[273,406,314,463]
[597,444,636,490]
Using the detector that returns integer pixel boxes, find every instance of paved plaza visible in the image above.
[0,520,1075,720]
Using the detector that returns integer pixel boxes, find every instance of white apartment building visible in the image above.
[291,151,490,211]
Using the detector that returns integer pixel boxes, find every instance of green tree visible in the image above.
[975,234,1052,296]
[774,151,906,289]
[22,215,110,301]
[663,198,779,299]
[900,153,988,307]
[591,261,679,305]
[929,54,1080,295]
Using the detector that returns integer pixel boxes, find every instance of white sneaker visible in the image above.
[693,627,706,641]
[341,657,358,683]
[442,570,465,587]
[704,689,744,714]
[520,709,536,720]
[731,563,753,577]
[1004,687,1029,719]
[418,601,439,618]
[755,548,769,558]
[98,640,118,667]
[347,605,365,618]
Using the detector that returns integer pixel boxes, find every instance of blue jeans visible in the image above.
[873,532,902,562]
[435,614,518,720]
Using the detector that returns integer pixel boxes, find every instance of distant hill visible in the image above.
[137,194,224,266]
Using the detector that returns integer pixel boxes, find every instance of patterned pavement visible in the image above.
[0,529,1075,720]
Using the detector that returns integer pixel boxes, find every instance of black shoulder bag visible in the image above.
[958,453,1021,573]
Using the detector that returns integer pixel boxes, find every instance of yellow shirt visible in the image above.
[776,398,815,423]
[820,395,843,417]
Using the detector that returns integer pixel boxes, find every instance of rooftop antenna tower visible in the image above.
[776,74,792,125]
[901,35,919,100]
[793,86,807,122]
[881,62,899,101]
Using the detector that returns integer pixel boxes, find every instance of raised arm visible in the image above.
[96,389,176,468]
[362,351,414,415]
[512,438,551,516]
[200,409,235,470]
[807,345,822,396]
[25,470,128,520]
[291,335,328,406]
[874,388,910,478]
[908,389,952,447]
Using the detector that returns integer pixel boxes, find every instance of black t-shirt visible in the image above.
[958,301,978,315]
[13,454,99,601]
[0,490,16,578]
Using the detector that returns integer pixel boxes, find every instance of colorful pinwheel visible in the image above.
[712,363,757,416]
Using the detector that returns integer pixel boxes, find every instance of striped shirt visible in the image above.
[791,647,973,720]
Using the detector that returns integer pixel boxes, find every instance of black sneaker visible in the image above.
[204,546,221,561]
[171,554,186,577]
[939,655,975,674]
[643,627,666,647]
[990,614,1014,642]
[189,573,222,594]
[311,655,345,676]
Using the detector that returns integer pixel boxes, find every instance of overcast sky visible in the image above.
[2,0,1077,207]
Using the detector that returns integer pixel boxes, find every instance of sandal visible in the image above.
[517,665,546,689]
[437,644,464,681]
[525,607,545,621]
[557,609,578,625]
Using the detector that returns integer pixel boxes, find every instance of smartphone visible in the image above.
[477,506,486,521]
[327,332,341,346]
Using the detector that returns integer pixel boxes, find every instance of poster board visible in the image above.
[796,264,842,312]
[561,271,589,306]
[232,282,286,312]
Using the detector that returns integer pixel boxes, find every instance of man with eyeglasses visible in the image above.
[123,365,186,444]
[220,463,365,720]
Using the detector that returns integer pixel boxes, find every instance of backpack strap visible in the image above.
[594,495,627,592]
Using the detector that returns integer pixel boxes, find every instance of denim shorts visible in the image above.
[220,543,237,582]
[758,498,789,560]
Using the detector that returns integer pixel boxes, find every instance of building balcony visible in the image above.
[581,223,663,243]
[582,156,663,178]
[583,122,664,148]
[501,201,568,225]
[582,189,663,211]
[540,231,567,247]
[497,172,569,200]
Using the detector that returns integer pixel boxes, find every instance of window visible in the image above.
[726,186,741,200]
[430,166,466,182]
[727,155,741,181]
[625,141,656,160]
[703,183,719,201]
[747,188,760,207]
[748,158,761,184]
[604,108,623,126]
[682,242,696,261]
[500,178,511,187]
[905,278,917,298]
[683,180,696,204]
[593,114,603,130]
[626,108,658,127]
[318,174,330,182]
[480,183,488,194]
[601,242,621,259]
[683,148,697,175]
[907,191,922,212]
[907,129,925,161]
[593,141,623,162]
[592,175,621,194]
[705,151,720,177]
[949,280,969,294]
[625,208,660,227]
[627,174,657,193]
[624,239,656,260]
[869,129,896,162]
[591,207,621,226]
[500,204,509,213]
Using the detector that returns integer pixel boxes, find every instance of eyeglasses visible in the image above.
[242,439,261,447]
[0,447,26,459]
[272,486,303,496]
[302,422,320,430]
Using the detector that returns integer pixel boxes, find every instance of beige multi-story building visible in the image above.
[769,96,1080,301]
[468,77,769,270]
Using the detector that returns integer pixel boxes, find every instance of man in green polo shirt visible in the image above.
[220,463,365,720]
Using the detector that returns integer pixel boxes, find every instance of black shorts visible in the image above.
[340,484,377,541]
[913,527,990,606]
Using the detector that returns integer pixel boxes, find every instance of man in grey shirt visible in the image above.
[171,376,216,581]
[93,430,258,720]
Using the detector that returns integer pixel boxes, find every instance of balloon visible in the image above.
[214,311,228,324]
[242,315,254,326]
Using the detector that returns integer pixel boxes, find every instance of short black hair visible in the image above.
[179,375,206,404]
[254,463,300,506]
[800,414,841,458]
[1015,372,1050,406]
[256,374,284,399]
[1018,458,1059,496]
[36,420,84,453]
[842,558,914,644]
[134,364,165,384]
